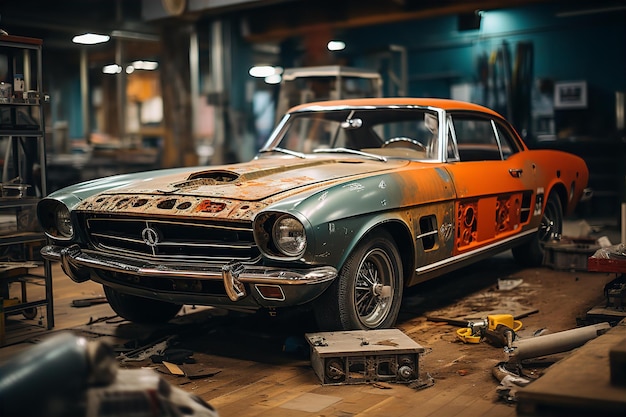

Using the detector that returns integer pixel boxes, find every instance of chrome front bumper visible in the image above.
[41,244,337,304]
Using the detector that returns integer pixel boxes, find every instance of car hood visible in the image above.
[73,156,409,218]
[114,157,406,200]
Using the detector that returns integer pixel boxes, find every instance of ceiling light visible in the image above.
[327,40,346,51]
[102,64,122,74]
[132,60,159,70]
[73,33,110,45]
[249,65,277,78]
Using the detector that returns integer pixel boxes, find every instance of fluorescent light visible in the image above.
[73,33,110,45]
[132,60,159,70]
[249,65,277,78]
[327,40,346,51]
[102,64,122,74]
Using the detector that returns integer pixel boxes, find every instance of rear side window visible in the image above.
[450,115,519,161]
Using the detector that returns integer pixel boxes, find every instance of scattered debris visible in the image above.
[162,361,185,376]
[408,373,435,390]
[150,348,195,364]
[497,278,523,291]
[71,296,108,308]
[86,315,119,325]
[118,337,173,362]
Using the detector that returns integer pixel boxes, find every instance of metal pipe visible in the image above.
[508,322,611,362]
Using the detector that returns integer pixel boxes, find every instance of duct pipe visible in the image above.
[508,322,611,362]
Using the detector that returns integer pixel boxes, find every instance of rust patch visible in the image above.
[196,200,226,213]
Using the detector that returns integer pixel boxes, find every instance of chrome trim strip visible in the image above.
[415,228,537,274]
[42,244,337,288]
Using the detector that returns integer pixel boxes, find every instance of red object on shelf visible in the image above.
[587,257,626,274]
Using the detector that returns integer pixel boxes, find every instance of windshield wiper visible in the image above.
[259,147,307,159]
[313,147,387,162]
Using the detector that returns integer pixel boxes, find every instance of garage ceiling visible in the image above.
[1,0,586,46]
[0,0,620,62]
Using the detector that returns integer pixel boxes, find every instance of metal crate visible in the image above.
[305,329,425,385]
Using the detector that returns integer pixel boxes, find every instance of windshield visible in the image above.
[262,107,441,161]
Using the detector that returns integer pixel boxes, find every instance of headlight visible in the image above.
[272,214,306,257]
[54,205,73,238]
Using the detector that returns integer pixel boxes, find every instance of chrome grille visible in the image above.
[81,214,259,262]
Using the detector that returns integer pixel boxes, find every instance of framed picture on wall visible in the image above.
[554,81,587,109]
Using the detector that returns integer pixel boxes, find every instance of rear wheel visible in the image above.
[513,192,563,267]
[104,286,183,323]
[314,230,403,331]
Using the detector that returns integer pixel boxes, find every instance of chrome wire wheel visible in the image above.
[354,248,395,328]
[313,230,403,331]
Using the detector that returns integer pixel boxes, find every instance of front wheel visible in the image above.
[512,192,563,267]
[314,231,404,331]
[104,286,183,323]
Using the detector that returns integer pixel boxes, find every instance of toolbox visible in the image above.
[543,240,600,271]
[305,329,425,385]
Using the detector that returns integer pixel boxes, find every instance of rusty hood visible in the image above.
[118,157,405,199]
[75,156,408,218]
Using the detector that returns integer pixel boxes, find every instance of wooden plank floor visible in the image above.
[0,251,620,417]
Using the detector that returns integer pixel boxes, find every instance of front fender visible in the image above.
[309,213,414,272]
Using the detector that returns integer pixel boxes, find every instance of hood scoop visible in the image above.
[170,170,241,190]
[188,170,240,183]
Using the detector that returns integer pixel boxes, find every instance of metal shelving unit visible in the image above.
[0,35,53,341]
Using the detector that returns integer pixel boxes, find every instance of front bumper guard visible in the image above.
[42,244,337,302]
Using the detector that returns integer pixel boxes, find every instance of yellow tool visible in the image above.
[456,314,522,345]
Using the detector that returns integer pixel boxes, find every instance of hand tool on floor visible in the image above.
[456,314,523,346]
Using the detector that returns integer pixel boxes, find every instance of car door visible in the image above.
[443,113,539,255]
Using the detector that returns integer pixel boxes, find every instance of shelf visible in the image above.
[0,35,53,342]
[0,197,40,208]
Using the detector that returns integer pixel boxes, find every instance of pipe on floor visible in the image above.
[507,322,611,362]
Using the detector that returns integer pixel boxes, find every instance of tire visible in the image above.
[314,230,404,331]
[512,192,563,267]
[103,286,183,323]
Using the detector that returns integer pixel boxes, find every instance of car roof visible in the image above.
[289,97,503,118]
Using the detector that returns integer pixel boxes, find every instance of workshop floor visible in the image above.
[0,219,623,417]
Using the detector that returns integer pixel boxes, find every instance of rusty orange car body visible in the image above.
[37,98,589,331]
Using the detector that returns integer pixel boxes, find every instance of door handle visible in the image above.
[509,168,523,178]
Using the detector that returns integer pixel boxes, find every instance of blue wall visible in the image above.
[316,3,626,140]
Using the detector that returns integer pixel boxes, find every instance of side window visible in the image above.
[494,123,521,158]
[450,115,503,161]
[446,117,459,161]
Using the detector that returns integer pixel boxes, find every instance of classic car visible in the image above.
[37,98,589,331]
